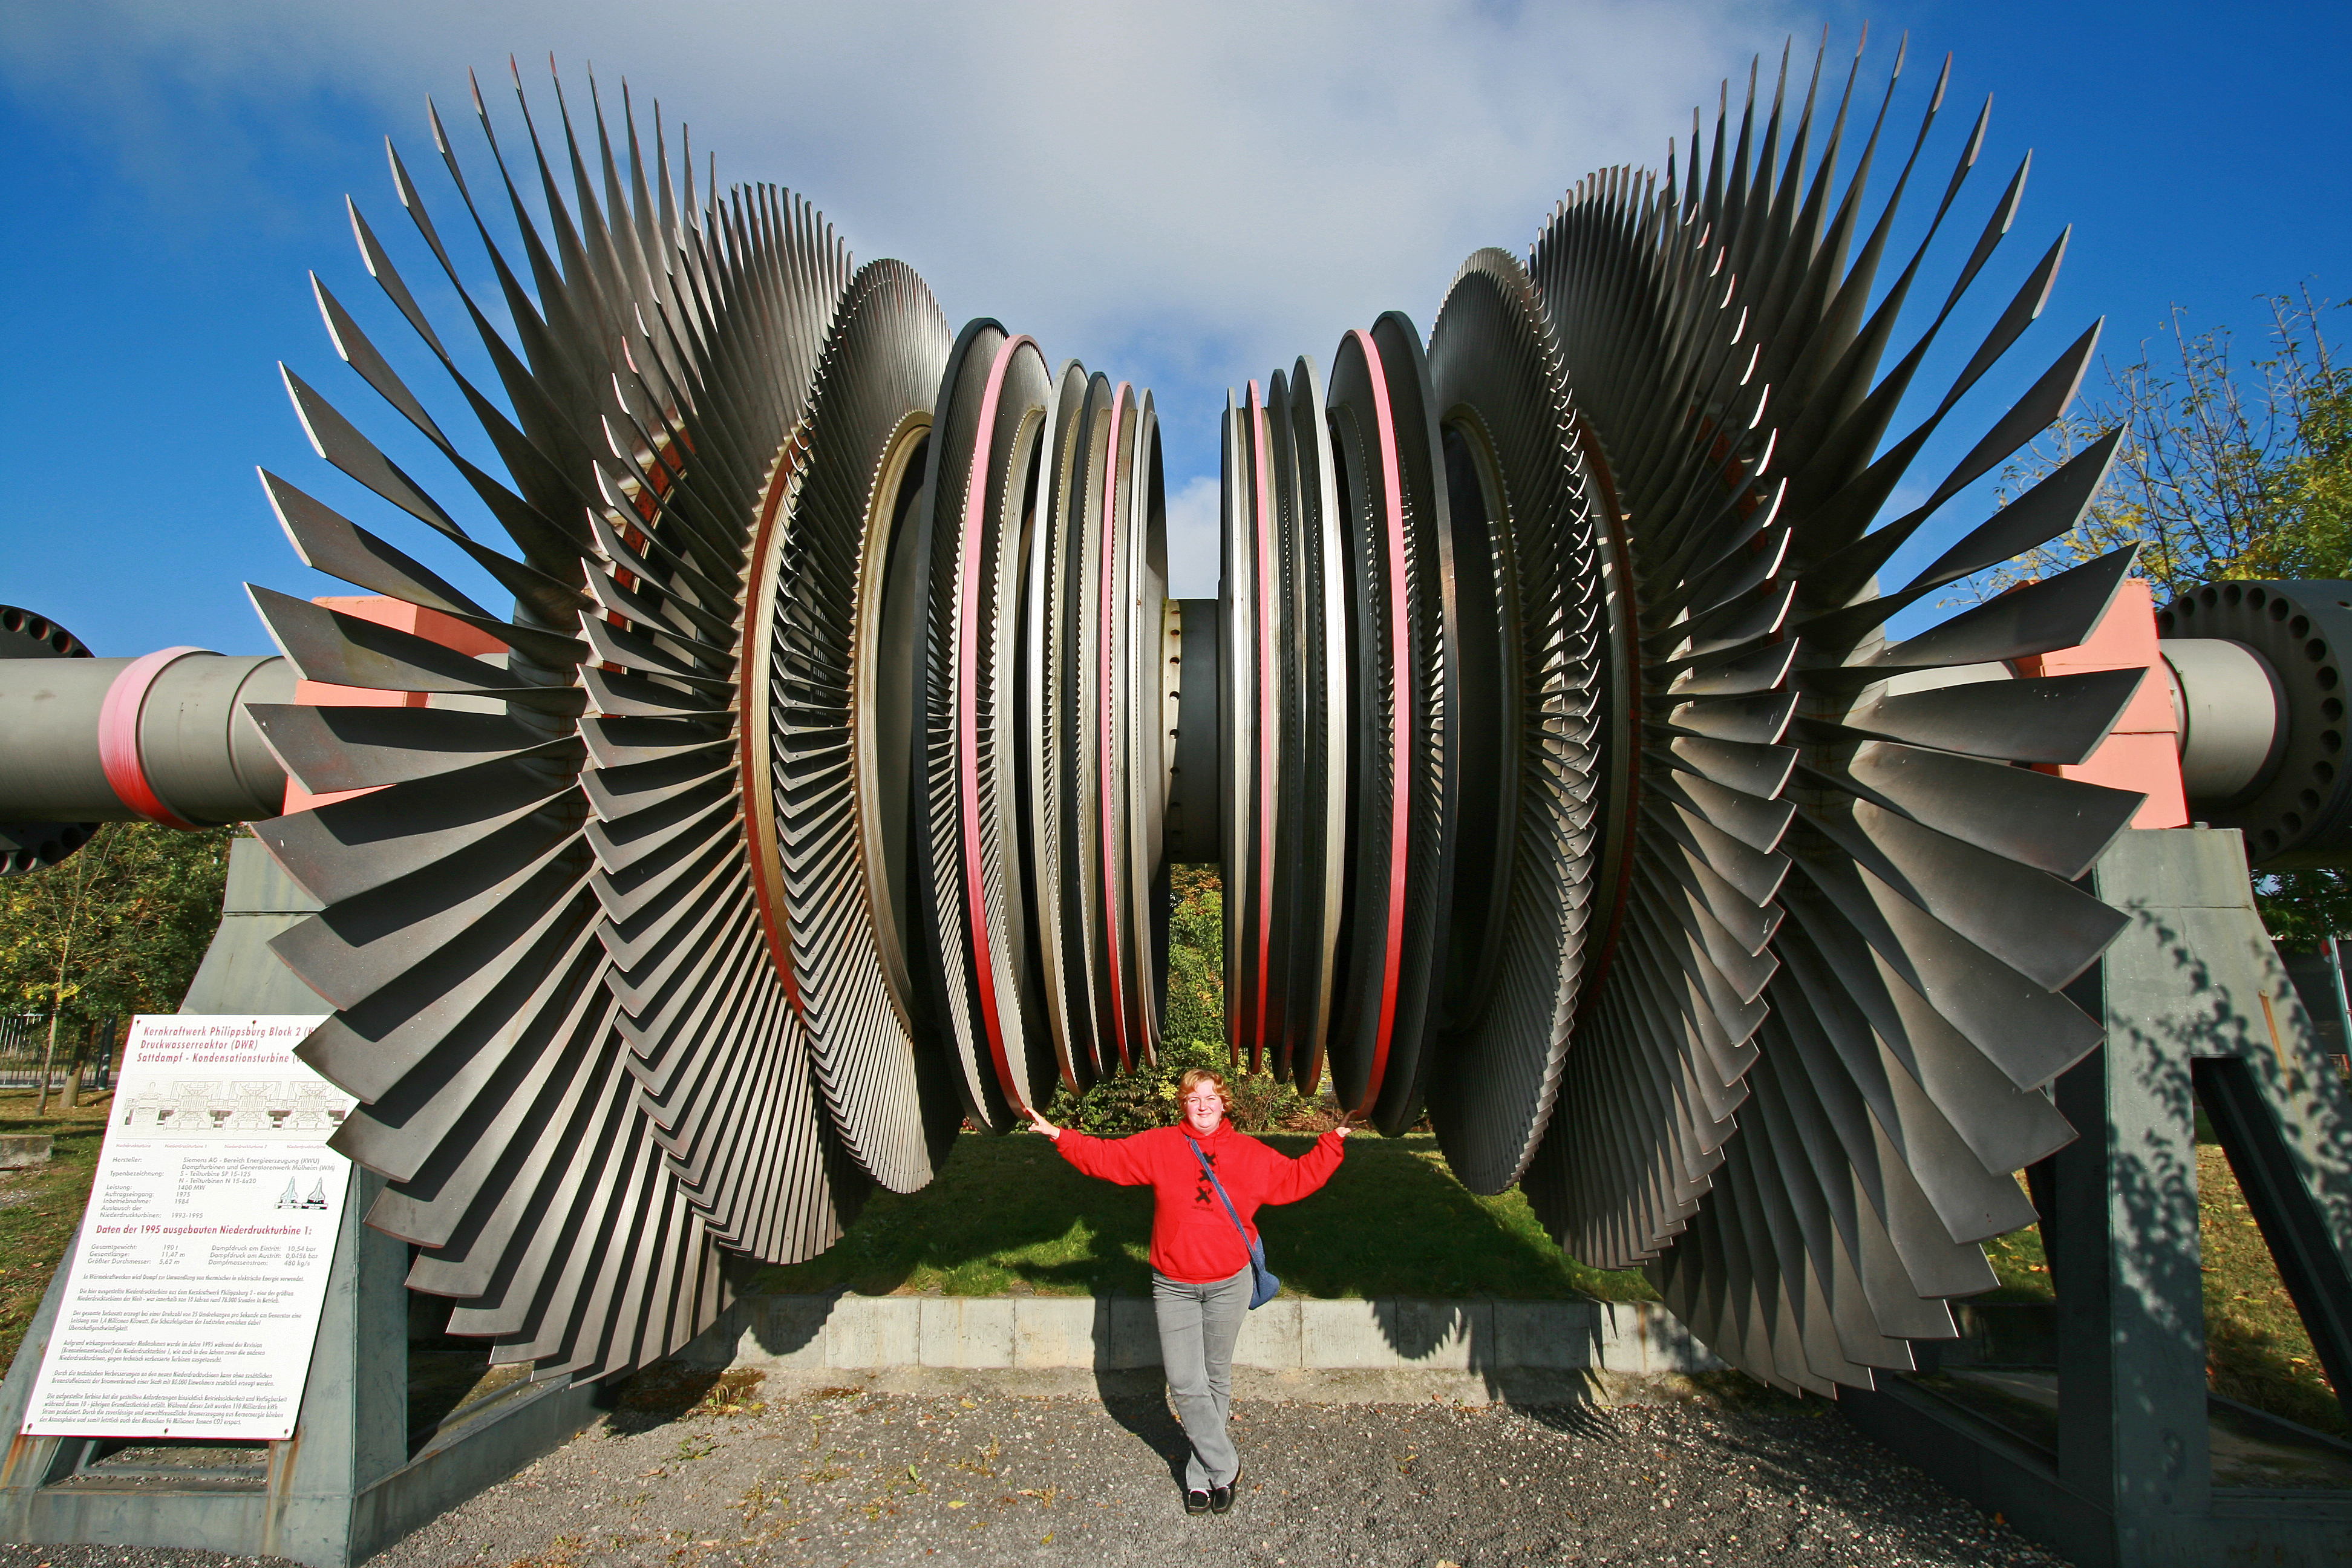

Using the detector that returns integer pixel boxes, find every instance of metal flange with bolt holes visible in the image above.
[2158,580,2352,866]
[0,605,97,874]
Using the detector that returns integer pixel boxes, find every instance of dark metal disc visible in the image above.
[754,256,957,1191]
[1421,247,1610,1194]
[910,321,1060,1128]
[0,604,99,875]
[1322,313,1460,1134]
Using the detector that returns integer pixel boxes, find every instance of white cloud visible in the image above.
[1,0,1815,443]
[1165,473,1223,600]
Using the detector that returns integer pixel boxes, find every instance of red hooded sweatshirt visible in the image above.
[1051,1120,1346,1282]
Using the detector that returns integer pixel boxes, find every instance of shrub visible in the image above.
[1224,1057,1306,1132]
[1047,1033,1315,1137]
[1047,1065,1166,1137]
[1162,865,1224,1050]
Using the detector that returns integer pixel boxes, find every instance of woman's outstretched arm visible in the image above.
[1026,1104,1157,1184]
[1252,1109,1362,1204]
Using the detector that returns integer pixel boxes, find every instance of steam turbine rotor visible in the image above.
[17,44,2352,1406]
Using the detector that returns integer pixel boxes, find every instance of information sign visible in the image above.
[21,1014,347,1441]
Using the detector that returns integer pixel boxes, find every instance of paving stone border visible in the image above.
[674,1293,1719,1405]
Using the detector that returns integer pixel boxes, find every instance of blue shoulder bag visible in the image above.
[1187,1137,1279,1309]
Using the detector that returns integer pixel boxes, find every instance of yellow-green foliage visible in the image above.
[1048,866,1309,1135]
[1161,864,1224,1054]
[0,823,237,1026]
[1980,290,2351,601]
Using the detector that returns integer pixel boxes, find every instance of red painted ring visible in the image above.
[956,333,1039,1111]
[1350,328,1411,1114]
[99,647,214,829]
[1098,384,1134,1071]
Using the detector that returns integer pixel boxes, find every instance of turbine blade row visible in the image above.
[251,67,1175,1383]
[253,71,877,1385]
[1518,37,2133,1393]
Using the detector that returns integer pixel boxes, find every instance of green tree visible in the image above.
[1163,863,1225,1053]
[0,824,237,1108]
[2252,869,2352,952]
[1980,288,2350,596]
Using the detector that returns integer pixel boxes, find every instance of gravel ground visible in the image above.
[0,1374,2070,1568]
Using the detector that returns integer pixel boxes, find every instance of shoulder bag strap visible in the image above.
[1186,1137,1255,1244]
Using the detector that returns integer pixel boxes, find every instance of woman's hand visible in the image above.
[1024,1104,1061,1140]
[1333,1107,1365,1140]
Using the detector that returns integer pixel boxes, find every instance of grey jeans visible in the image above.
[1152,1263,1252,1491]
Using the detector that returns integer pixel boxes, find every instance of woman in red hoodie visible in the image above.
[1025,1070,1351,1516]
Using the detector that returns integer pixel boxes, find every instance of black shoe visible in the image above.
[1184,1488,1210,1515]
[1210,1466,1241,1514]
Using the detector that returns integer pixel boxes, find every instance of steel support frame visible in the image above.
[1843,827,2352,1566]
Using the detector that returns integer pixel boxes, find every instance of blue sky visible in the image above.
[4,0,2346,658]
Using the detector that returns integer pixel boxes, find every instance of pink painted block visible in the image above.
[311,595,508,656]
[281,596,509,814]
[2063,731,2189,830]
[2014,578,2187,829]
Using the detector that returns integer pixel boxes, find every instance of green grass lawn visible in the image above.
[745,1129,1659,1303]
[0,1088,113,1371]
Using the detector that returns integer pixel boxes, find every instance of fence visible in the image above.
[0,1014,120,1096]
[2279,938,2352,1079]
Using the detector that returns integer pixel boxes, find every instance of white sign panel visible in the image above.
[22,1014,347,1441]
